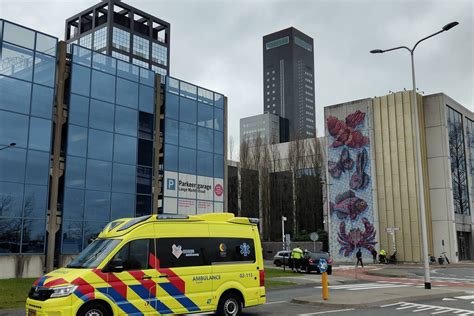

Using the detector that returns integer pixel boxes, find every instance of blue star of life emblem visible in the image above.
[240,243,251,257]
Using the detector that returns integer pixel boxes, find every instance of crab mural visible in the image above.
[337,217,377,256]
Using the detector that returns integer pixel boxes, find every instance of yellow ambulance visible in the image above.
[26,213,266,316]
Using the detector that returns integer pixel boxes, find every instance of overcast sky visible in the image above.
[2,0,472,158]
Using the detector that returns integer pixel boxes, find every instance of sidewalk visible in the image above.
[270,274,363,288]
[292,286,467,308]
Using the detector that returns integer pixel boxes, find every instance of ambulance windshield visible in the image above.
[67,238,120,268]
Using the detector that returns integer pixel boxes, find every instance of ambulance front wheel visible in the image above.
[77,301,110,316]
[217,292,243,316]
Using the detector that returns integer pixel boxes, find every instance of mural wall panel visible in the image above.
[326,100,377,262]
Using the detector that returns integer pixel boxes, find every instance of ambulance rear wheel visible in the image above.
[217,292,242,316]
[77,302,110,316]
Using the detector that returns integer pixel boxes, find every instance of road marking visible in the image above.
[442,298,457,301]
[381,302,474,315]
[432,276,474,282]
[298,308,355,315]
[346,284,411,291]
[265,300,287,305]
[455,295,474,300]
[316,282,413,291]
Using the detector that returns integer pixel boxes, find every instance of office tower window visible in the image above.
[133,35,149,59]
[112,51,130,62]
[112,27,130,52]
[93,27,107,51]
[152,42,167,66]
[79,33,92,49]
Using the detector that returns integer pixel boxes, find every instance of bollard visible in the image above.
[322,271,329,300]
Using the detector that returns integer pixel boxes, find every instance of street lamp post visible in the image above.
[370,21,459,290]
[0,143,16,151]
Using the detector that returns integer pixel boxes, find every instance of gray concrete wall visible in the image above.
[0,255,45,279]
[262,241,323,260]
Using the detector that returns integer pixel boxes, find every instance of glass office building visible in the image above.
[61,45,156,253]
[0,20,57,254]
[162,78,225,214]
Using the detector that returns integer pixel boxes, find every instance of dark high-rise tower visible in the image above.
[65,0,170,80]
[263,27,315,140]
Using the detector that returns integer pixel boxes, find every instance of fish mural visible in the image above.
[327,108,377,260]
[330,190,367,220]
[350,148,370,190]
[328,149,354,179]
[326,110,369,148]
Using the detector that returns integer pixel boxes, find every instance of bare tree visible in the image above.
[229,135,235,161]
[287,135,306,236]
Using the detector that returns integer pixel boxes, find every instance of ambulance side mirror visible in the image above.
[105,258,124,273]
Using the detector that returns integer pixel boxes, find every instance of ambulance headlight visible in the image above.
[50,285,78,298]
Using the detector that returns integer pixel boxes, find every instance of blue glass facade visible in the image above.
[163,77,225,214]
[0,20,57,254]
[62,45,155,254]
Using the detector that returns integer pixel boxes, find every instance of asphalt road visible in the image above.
[406,266,474,284]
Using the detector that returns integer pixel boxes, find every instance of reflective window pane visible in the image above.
[137,139,152,167]
[139,112,154,140]
[3,22,35,49]
[25,150,49,185]
[164,144,178,172]
[165,92,179,120]
[86,159,112,191]
[197,127,213,153]
[23,185,47,218]
[63,188,85,220]
[85,190,111,221]
[62,221,83,254]
[198,88,213,105]
[31,84,54,119]
[28,117,52,151]
[214,93,224,108]
[21,219,46,253]
[83,221,109,249]
[197,151,213,177]
[136,195,151,217]
[112,163,136,193]
[117,60,139,82]
[180,81,197,99]
[69,94,89,127]
[65,156,86,189]
[33,53,56,87]
[214,154,224,178]
[111,193,135,219]
[179,97,197,124]
[165,119,178,145]
[0,218,21,254]
[112,27,130,53]
[72,45,92,67]
[89,99,114,132]
[0,76,32,114]
[115,106,137,137]
[88,129,113,161]
[0,182,24,217]
[67,125,88,157]
[116,78,138,109]
[0,147,26,183]
[139,68,154,87]
[70,63,91,97]
[0,43,34,81]
[137,166,152,194]
[166,77,179,94]
[133,35,149,59]
[36,33,57,56]
[214,108,224,131]
[179,122,196,149]
[114,134,137,165]
[0,110,29,148]
[197,103,213,128]
[92,52,116,75]
[139,84,154,113]
[214,131,224,154]
[179,147,196,174]
[90,70,115,103]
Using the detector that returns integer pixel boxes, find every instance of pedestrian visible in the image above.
[356,248,364,267]
[379,249,386,264]
[291,245,304,272]
[371,248,377,264]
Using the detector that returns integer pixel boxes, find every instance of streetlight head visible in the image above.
[370,49,384,54]
[9,143,16,147]
[442,21,459,31]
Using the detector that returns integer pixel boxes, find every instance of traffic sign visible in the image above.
[310,232,319,241]
[385,227,400,234]
[318,258,328,273]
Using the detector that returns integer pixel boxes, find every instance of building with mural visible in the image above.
[325,91,473,263]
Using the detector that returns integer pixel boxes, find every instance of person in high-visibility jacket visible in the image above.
[379,249,387,264]
[291,245,304,272]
